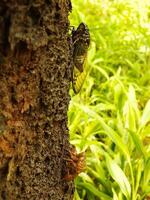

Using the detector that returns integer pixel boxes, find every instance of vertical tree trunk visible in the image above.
[0,0,73,199]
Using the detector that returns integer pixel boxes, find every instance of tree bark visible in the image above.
[0,0,73,199]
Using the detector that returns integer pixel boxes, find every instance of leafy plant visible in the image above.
[68,0,150,199]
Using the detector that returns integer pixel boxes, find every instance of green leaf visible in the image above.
[93,64,109,80]
[140,99,150,128]
[112,188,119,200]
[105,154,131,199]
[78,182,112,200]
[76,104,130,162]
[128,129,146,159]
[74,189,81,200]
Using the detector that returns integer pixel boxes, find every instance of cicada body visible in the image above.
[71,23,90,94]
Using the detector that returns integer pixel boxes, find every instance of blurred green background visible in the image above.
[68,0,150,199]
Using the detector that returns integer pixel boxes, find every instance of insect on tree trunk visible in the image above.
[0,0,74,199]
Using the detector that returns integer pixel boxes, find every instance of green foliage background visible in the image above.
[68,0,150,199]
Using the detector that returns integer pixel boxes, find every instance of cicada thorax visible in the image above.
[71,23,90,94]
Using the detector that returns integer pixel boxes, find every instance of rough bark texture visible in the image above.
[0,0,73,199]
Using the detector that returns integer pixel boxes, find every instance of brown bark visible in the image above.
[0,0,73,199]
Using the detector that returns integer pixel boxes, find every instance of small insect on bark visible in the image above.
[71,23,90,94]
[63,147,86,181]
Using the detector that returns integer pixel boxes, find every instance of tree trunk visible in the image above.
[0,0,73,199]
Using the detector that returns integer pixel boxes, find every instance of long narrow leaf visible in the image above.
[78,182,112,200]
[105,154,131,199]
[140,100,150,128]
[76,104,130,162]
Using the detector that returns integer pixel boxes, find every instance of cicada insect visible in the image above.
[71,23,90,94]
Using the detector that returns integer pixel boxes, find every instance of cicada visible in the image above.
[71,23,90,94]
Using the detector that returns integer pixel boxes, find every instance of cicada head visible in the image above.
[72,23,90,46]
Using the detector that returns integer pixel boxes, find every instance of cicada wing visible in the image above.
[71,65,79,94]
[73,42,88,73]
[71,62,88,94]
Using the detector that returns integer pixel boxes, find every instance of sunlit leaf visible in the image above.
[140,100,150,128]
[78,182,112,200]
[105,154,131,199]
